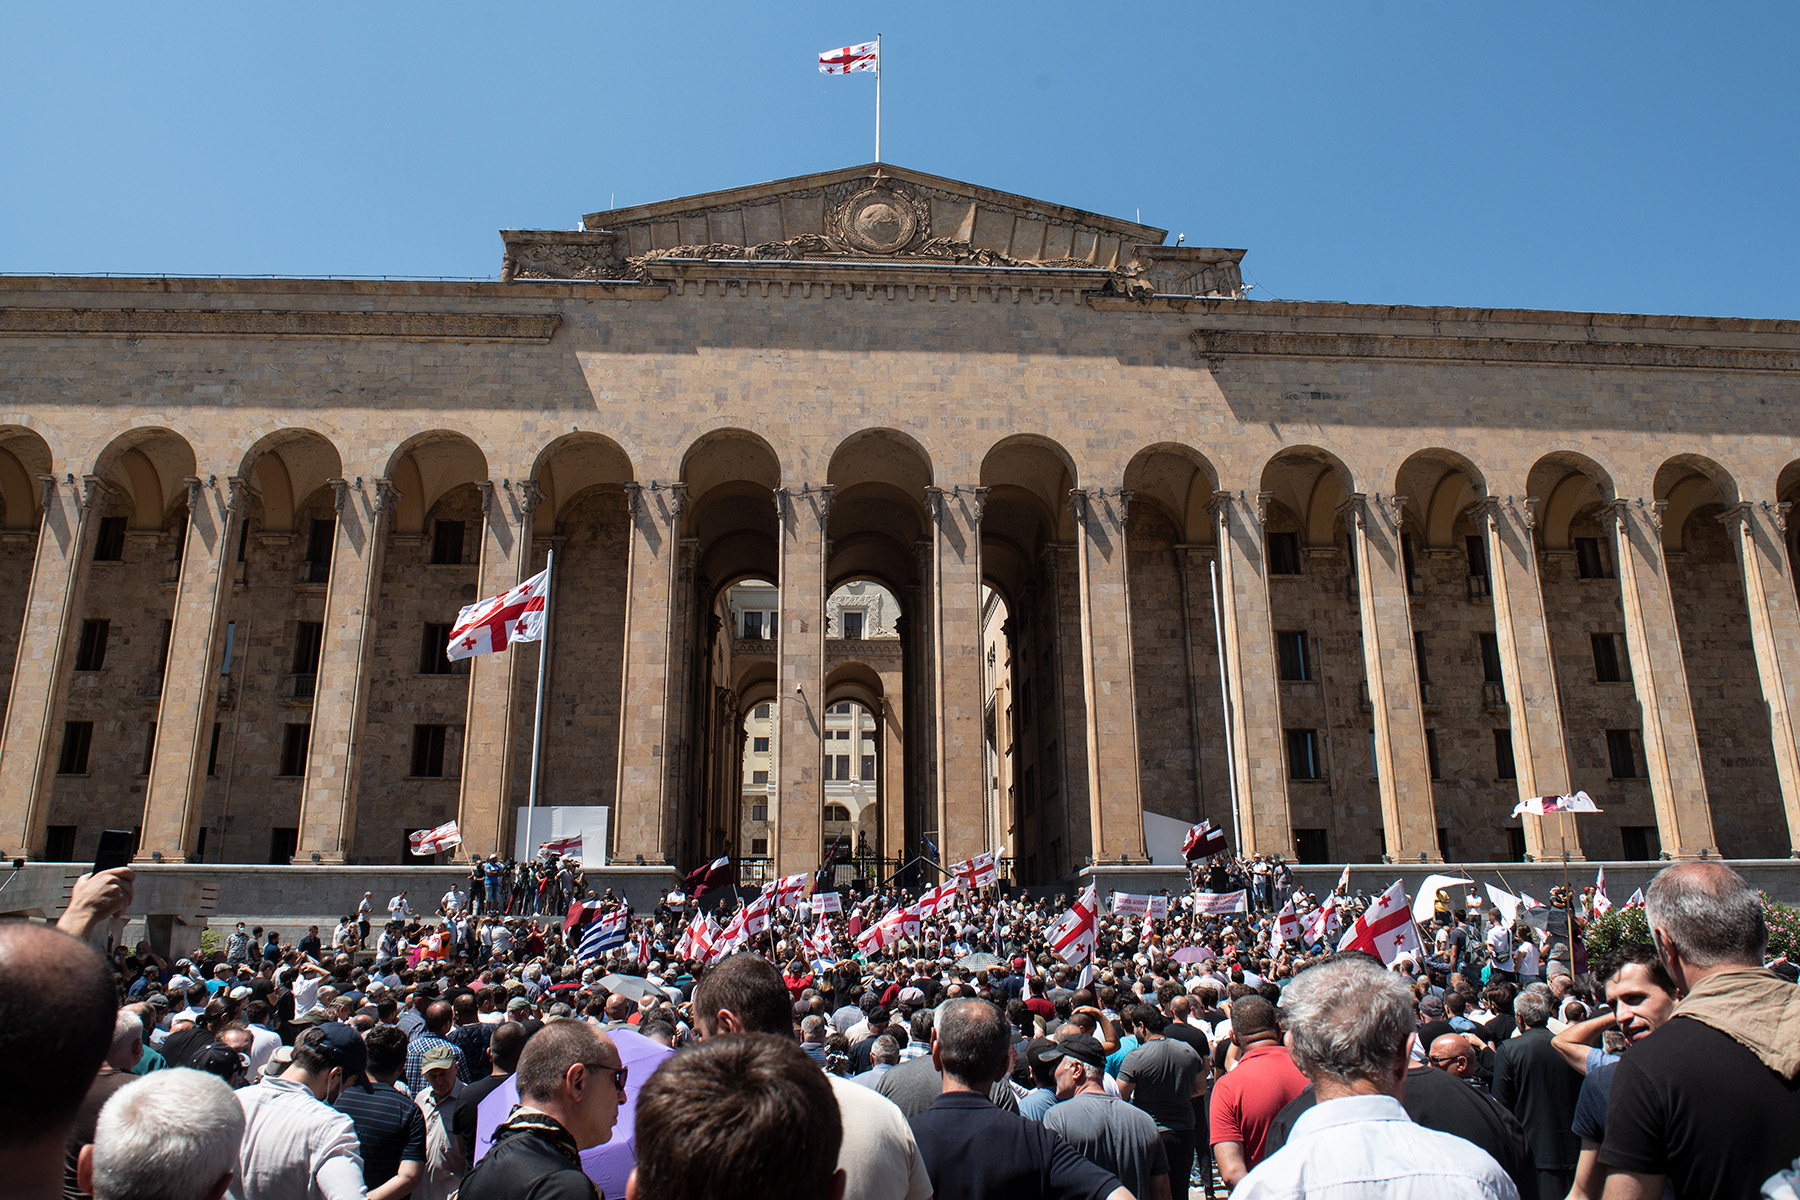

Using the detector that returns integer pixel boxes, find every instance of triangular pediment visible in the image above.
[581,163,1168,269]
[500,164,1245,297]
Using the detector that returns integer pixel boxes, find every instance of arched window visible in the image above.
[823,804,851,822]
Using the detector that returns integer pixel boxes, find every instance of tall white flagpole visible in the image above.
[526,548,553,841]
[875,34,882,161]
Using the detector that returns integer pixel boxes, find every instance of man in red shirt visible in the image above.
[1207,995,1307,1190]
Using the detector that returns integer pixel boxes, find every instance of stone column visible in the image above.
[774,484,830,876]
[139,476,249,861]
[1342,493,1441,862]
[456,479,536,860]
[1722,501,1800,853]
[880,694,905,861]
[927,485,989,865]
[1607,499,1717,857]
[0,475,106,858]
[1210,492,1292,856]
[294,477,395,863]
[1066,487,1146,863]
[613,481,688,866]
[1176,545,1213,820]
[1478,497,1580,859]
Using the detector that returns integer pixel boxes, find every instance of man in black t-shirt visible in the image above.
[1599,862,1800,1200]
[336,1024,427,1196]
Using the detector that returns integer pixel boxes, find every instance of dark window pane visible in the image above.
[57,722,92,774]
[93,516,127,562]
[1592,633,1622,683]
[431,520,465,565]
[1285,729,1320,780]
[1425,729,1441,779]
[1494,728,1516,780]
[1478,632,1503,684]
[1608,730,1639,779]
[279,724,310,777]
[207,723,222,776]
[75,619,109,671]
[1576,537,1608,579]
[1267,531,1302,575]
[412,724,447,777]
[1293,828,1330,864]
[1276,631,1310,681]
[268,827,298,866]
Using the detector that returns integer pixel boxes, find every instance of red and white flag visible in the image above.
[773,873,809,908]
[409,821,462,855]
[1336,865,1353,894]
[920,881,959,916]
[1049,885,1099,964]
[1624,887,1645,909]
[1182,819,1228,860]
[676,912,716,961]
[804,916,836,961]
[818,40,878,74]
[743,893,773,936]
[953,852,999,890]
[539,834,582,858]
[711,907,750,961]
[1302,895,1337,948]
[1338,880,1422,965]
[1513,790,1603,816]
[1591,868,1613,916]
[446,568,549,661]
[635,923,652,967]
[1272,899,1301,951]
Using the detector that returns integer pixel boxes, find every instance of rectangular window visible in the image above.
[835,754,852,781]
[1592,633,1623,683]
[1466,534,1489,580]
[861,754,876,780]
[1478,632,1503,684]
[1608,729,1641,779]
[303,518,334,582]
[93,516,127,562]
[419,623,458,674]
[842,611,864,640]
[430,520,466,565]
[751,770,769,785]
[1276,631,1310,682]
[1506,827,1528,863]
[411,724,448,777]
[1293,828,1330,864]
[57,722,93,774]
[753,702,770,719]
[750,837,769,856]
[74,619,109,671]
[1285,728,1321,780]
[752,736,769,753]
[1576,537,1609,579]
[743,611,763,640]
[1620,825,1659,860]
[268,827,298,866]
[751,804,768,822]
[292,621,324,675]
[139,722,156,775]
[1414,632,1430,685]
[206,723,222,777]
[155,619,172,677]
[44,825,77,863]
[278,724,310,777]
[1494,728,1517,780]
[1266,531,1302,575]
[220,622,235,676]
[1425,728,1441,779]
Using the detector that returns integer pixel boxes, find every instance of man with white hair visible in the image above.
[77,1068,246,1200]
[1233,955,1516,1199]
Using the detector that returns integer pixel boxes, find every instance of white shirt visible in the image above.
[1234,1093,1517,1200]
[442,888,465,912]
[1486,923,1511,962]
[245,1023,283,1075]
[390,895,410,918]
[829,1074,932,1200]
[1514,940,1540,979]
[229,1075,365,1200]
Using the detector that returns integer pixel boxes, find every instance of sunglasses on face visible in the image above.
[587,1060,628,1092]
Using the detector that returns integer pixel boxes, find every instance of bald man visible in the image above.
[0,921,121,1200]
[1429,1033,1480,1084]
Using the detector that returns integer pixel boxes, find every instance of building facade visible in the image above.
[3,163,1799,882]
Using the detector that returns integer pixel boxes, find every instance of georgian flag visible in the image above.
[1049,885,1099,964]
[818,40,878,73]
[409,821,462,855]
[1338,880,1422,966]
[1624,887,1645,909]
[919,881,959,916]
[446,568,549,661]
[773,873,810,908]
[711,907,751,961]
[1513,790,1602,817]
[1302,895,1337,948]
[1272,899,1301,951]
[540,835,582,858]
[953,852,1000,890]
[676,912,716,961]
[804,916,836,962]
[1182,819,1228,860]
[1591,868,1613,916]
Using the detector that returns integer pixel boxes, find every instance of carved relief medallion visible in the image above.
[830,182,930,255]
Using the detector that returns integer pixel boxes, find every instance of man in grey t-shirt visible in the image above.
[1042,1034,1172,1200]
[1118,1005,1204,1200]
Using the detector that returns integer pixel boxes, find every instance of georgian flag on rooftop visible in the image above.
[446,567,549,661]
[409,821,461,855]
[819,40,878,73]
[1513,790,1601,817]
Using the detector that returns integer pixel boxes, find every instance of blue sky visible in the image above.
[3,3,1795,319]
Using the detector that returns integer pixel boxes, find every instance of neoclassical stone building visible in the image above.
[3,162,1799,884]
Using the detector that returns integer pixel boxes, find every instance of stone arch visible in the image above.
[1123,443,1219,544]
[1654,454,1740,553]
[530,432,635,537]
[1259,446,1354,549]
[980,435,1078,600]
[683,429,780,587]
[1396,449,1488,551]
[382,432,490,538]
[827,428,932,593]
[238,429,345,536]
[0,428,53,531]
[1527,451,1616,552]
[94,428,198,529]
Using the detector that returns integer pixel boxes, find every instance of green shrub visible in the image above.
[199,927,220,958]
[1765,895,1800,961]
[1583,894,1800,961]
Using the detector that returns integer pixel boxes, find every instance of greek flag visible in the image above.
[578,910,629,961]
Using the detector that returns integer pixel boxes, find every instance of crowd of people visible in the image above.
[7,854,1799,1200]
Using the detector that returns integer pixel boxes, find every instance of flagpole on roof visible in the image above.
[525,548,554,843]
[874,34,882,161]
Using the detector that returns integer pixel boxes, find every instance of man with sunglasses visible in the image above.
[460,1021,625,1200]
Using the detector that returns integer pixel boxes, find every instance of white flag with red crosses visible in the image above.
[446,568,548,660]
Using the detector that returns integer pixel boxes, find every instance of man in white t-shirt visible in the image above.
[389,891,411,921]
[1485,909,1514,981]
[441,885,466,915]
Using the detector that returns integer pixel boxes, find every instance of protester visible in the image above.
[1116,1004,1203,1200]
[629,1033,843,1200]
[1491,988,1582,1200]
[1234,955,1517,1198]
[79,1068,246,1200]
[1206,995,1306,1189]
[458,1021,623,1200]
[1041,1034,1171,1200]
[334,1023,426,1200]
[1598,861,1800,1199]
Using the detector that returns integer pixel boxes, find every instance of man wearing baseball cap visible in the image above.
[230,1023,366,1199]
[1041,1035,1172,1200]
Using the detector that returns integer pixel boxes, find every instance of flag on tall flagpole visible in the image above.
[818,40,878,72]
[539,834,582,858]
[1513,790,1602,816]
[1048,886,1099,964]
[1182,819,1229,861]
[446,568,549,660]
